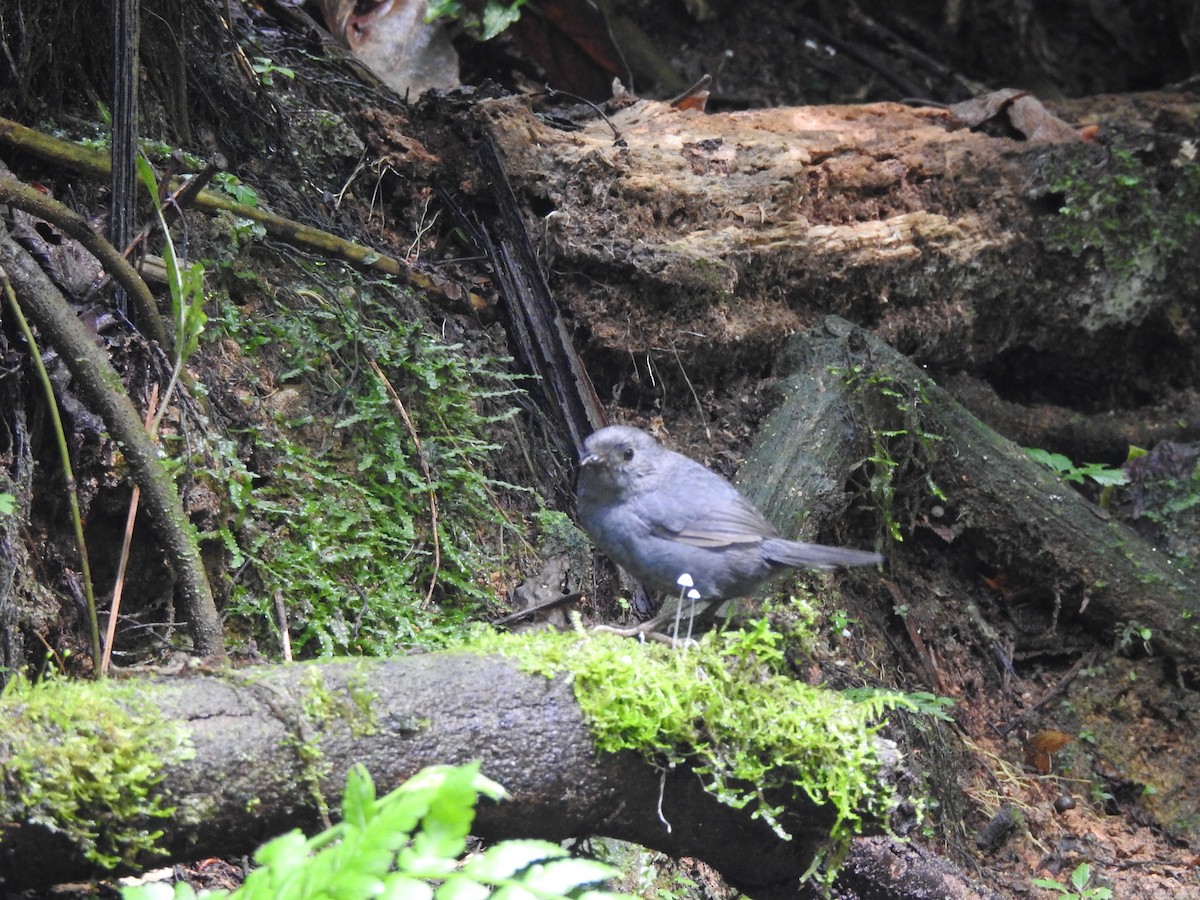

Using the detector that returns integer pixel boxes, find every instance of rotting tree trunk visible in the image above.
[733,316,1200,837]
[739,317,1200,678]
[471,92,1200,425]
[0,653,989,900]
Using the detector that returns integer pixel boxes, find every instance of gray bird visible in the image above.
[576,425,881,612]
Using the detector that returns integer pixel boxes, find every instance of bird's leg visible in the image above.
[592,582,707,643]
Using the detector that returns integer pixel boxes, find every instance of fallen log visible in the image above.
[0,645,936,898]
[741,317,1200,679]
[473,91,1200,438]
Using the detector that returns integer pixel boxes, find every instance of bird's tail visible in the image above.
[762,538,883,570]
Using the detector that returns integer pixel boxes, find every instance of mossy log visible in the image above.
[0,652,993,900]
[741,317,1200,678]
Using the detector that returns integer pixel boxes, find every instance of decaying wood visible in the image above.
[943,374,1200,464]
[740,317,1200,678]
[475,133,607,454]
[733,317,1200,840]
[0,654,939,900]
[474,92,1200,418]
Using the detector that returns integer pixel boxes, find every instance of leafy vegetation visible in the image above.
[1033,862,1113,900]
[207,266,525,656]
[1024,448,1128,488]
[468,620,940,883]
[831,364,945,543]
[1114,620,1154,656]
[250,56,295,87]
[136,155,208,430]
[427,0,528,41]
[123,762,632,900]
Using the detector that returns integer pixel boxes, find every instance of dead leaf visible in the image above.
[1025,729,1074,774]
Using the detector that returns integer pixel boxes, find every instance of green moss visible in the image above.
[233,662,388,816]
[1045,146,1200,280]
[0,676,193,869]
[295,664,381,738]
[830,363,946,543]
[467,620,915,882]
[269,664,388,821]
[343,667,382,738]
[292,667,366,819]
[205,270,526,658]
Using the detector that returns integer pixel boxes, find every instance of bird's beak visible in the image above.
[579,451,599,468]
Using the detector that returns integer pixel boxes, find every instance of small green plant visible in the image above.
[250,56,295,86]
[212,278,524,656]
[1025,448,1128,490]
[122,762,632,900]
[209,172,268,243]
[842,687,956,722]
[1090,782,1116,807]
[831,365,945,543]
[0,492,15,515]
[427,0,528,40]
[211,172,260,208]
[135,154,208,432]
[829,607,858,638]
[1115,620,1153,655]
[1032,861,1113,899]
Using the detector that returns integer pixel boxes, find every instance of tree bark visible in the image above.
[473,91,1200,425]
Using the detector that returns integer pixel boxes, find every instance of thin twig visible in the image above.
[273,590,293,662]
[671,339,710,441]
[102,383,159,674]
[368,359,441,608]
[542,86,623,143]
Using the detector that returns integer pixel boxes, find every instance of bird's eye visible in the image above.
[622,447,635,462]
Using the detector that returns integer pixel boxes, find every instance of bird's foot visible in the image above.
[592,622,700,648]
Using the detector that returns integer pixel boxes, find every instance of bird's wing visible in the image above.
[636,487,781,548]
